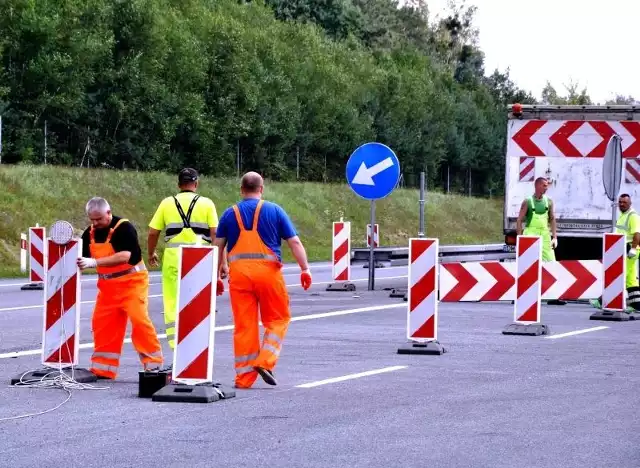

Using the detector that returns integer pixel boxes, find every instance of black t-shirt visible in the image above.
[81,216,142,266]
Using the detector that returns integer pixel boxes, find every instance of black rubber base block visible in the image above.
[152,382,236,403]
[20,283,44,291]
[397,340,446,355]
[325,282,356,292]
[502,323,550,336]
[589,310,635,322]
[11,367,97,386]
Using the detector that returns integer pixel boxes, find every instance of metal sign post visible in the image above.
[602,134,623,232]
[345,142,401,291]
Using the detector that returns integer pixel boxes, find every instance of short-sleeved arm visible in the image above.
[276,205,297,240]
[81,228,91,257]
[110,221,140,253]
[207,199,219,228]
[216,208,233,239]
[148,199,167,231]
[630,212,640,235]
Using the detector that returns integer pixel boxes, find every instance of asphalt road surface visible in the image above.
[0,262,638,468]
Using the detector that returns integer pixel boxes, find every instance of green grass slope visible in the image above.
[0,165,504,277]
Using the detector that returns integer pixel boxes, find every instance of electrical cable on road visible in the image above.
[0,221,109,422]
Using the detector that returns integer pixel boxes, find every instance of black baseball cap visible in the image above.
[178,167,199,184]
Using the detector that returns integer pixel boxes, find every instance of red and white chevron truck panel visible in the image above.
[503,104,640,260]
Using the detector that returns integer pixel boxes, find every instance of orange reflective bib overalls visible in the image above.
[89,219,163,379]
[228,200,290,388]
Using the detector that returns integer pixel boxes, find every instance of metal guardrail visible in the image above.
[352,243,515,267]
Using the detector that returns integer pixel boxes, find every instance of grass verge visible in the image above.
[0,165,504,278]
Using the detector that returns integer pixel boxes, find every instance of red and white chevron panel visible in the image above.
[332,221,351,282]
[20,233,27,273]
[42,239,81,367]
[366,223,379,248]
[440,262,515,301]
[29,226,46,283]
[173,245,218,385]
[508,120,640,158]
[440,260,601,301]
[514,236,542,323]
[602,233,626,311]
[625,158,640,183]
[519,157,535,182]
[407,238,439,341]
[541,260,600,300]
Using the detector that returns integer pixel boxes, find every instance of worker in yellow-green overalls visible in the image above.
[516,177,564,305]
[147,168,226,355]
[590,193,640,312]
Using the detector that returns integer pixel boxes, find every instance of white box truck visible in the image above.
[504,104,640,260]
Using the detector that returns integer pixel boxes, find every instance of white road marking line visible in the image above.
[0,264,334,288]
[0,275,408,313]
[0,274,163,288]
[295,365,408,388]
[0,303,406,359]
[544,326,609,340]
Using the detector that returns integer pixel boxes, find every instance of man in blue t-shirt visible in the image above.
[214,172,312,389]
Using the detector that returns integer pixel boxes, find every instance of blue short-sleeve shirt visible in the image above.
[216,198,297,261]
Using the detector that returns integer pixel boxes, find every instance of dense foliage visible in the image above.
[0,0,539,194]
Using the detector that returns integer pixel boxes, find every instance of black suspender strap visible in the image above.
[173,194,200,228]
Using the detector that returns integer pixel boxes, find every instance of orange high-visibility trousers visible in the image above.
[226,200,291,388]
[229,262,290,388]
[90,271,163,378]
[88,218,163,379]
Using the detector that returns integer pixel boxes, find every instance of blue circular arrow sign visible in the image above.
[346,142,401,200]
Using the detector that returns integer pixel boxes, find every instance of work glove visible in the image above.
[216,279,224,296]
[77,257,97,270]
[551,237,558,249]
[628,248,637,259]
[300,269,312,290]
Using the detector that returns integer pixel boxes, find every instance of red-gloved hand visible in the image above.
[216,279,224,296]
[300,270,312,290]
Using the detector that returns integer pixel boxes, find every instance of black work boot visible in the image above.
[254,366,278,386]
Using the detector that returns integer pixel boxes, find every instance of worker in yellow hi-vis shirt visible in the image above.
[147,168,226,352]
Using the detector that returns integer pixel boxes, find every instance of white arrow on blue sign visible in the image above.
[346,142,401,200]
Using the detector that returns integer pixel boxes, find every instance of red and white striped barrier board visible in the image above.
[602,233,626,311]
[625,159,640,184]
[519,157,535,182]
[514,236,542,323]
[29,226,46,283]
[332,221,351,282]
[173,245,218,385]
[42,239,81,367]
[407,238,439,341]
[508,120,640,158]
[20,233,27,273]
[366,223,379,248]
[440,260,601,301]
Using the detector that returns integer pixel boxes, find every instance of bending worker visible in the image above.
[147,168,223,352]
[77,197,163,379]
[214,171,312,388]
[590,193,640,312]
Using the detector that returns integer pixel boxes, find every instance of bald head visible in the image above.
[241,172,264,198]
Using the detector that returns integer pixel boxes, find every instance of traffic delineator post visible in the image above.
[12,236,96,385]
[21,226,46,291]
[590,232,634,321]
[397,238,445,355]
[326,221,356,292]
[20,233,27,273]
[502,235,550,336]
[152,245,235,403]
[366,223,379,248]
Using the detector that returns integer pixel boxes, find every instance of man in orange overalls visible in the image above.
[77,197,163,379]
[214,172,312,388]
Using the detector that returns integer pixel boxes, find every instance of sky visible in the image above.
[421,0,640,104]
